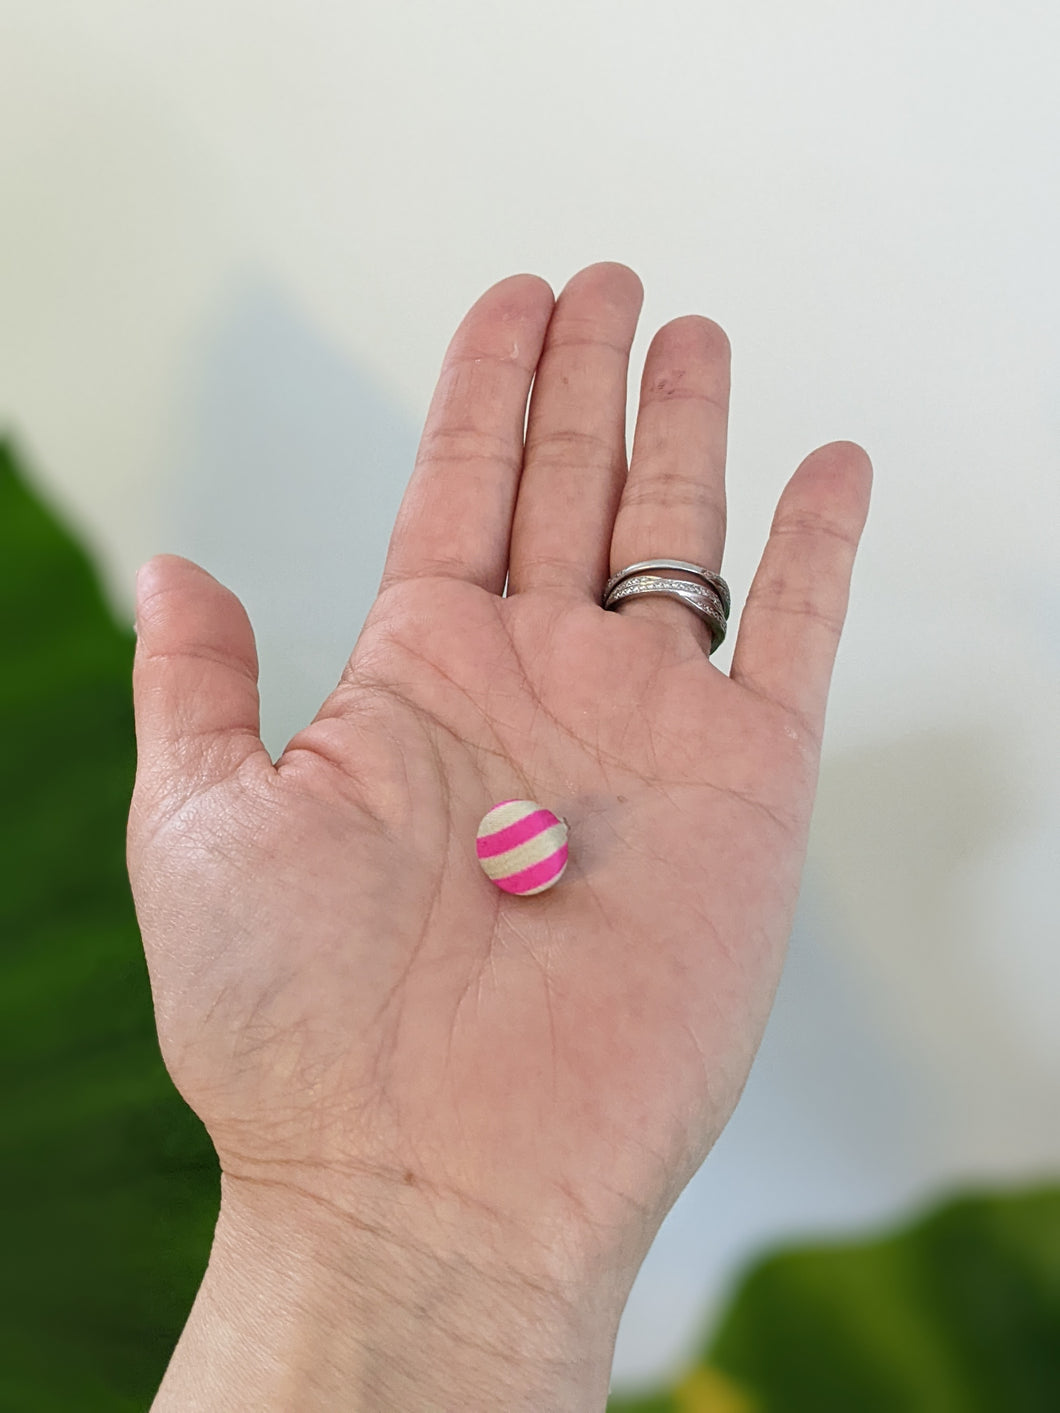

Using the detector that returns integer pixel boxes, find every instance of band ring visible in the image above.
[604,559,731,619]
[603,574,728,655]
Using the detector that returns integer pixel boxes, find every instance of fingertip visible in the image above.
[134,554,212,634]
[476,271,556,316]
[645,313,731,369]
[447,274,557,378]
[808,440,873,481]
[790,441,873,528]
[593,260,645,304]
[136,551,208,594]
[514,271,557,303]
[560,260,645,312]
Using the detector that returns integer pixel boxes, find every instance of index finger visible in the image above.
[379,274,555,596]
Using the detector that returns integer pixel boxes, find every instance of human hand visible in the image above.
[128,262,871,1410]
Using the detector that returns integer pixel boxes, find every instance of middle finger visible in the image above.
[506,262,644,600]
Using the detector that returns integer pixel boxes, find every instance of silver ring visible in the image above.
[605,559,730,619]
[604,574,728,654]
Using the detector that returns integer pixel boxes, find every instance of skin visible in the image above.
[127,262,872,1410]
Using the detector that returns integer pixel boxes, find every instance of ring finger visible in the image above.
[608,315,731,651]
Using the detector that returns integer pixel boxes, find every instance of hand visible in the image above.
[128,262,871,1410]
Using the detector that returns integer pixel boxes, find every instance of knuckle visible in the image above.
[773,511,860,550]
[417,424,518,470]
[755,587,844,638]
[622,470,722,515]
[525,425,615,465]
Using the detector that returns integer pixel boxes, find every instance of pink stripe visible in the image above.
[476,808,557,859]
[493,844,568,895]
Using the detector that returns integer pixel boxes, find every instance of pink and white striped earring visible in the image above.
[476,800,569,896]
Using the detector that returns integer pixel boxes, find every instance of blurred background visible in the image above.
[1,0,1058,1403]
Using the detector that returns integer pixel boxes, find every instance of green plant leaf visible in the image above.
[0,438,218,1409]
[610,1187,1060,1412]
[705,1185,1060,1412]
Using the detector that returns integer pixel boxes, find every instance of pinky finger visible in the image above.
[728,441,872,745]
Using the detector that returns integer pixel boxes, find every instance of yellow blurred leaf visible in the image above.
[673,1365,756,1413]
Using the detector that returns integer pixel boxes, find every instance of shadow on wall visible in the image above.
[162,277,420,760]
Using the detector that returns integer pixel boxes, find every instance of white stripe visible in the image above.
[477,799,539,837]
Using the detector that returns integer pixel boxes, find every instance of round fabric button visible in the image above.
[476,800,569,895]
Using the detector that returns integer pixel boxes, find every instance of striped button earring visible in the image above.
[476,800,569,895]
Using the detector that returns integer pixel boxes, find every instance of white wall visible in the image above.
[2,0,1058,1387]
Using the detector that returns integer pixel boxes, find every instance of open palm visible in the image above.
[128,263,870,1305]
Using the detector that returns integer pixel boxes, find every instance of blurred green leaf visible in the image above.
[706,1185,1060,1412]
[0,438,217,1410]
[611,1188,1060,1412]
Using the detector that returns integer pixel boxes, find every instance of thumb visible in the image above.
[132,554,269,812]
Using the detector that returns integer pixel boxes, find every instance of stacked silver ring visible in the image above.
[603,558,730,655]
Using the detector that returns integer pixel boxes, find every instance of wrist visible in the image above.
[153,1172,622,1411]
